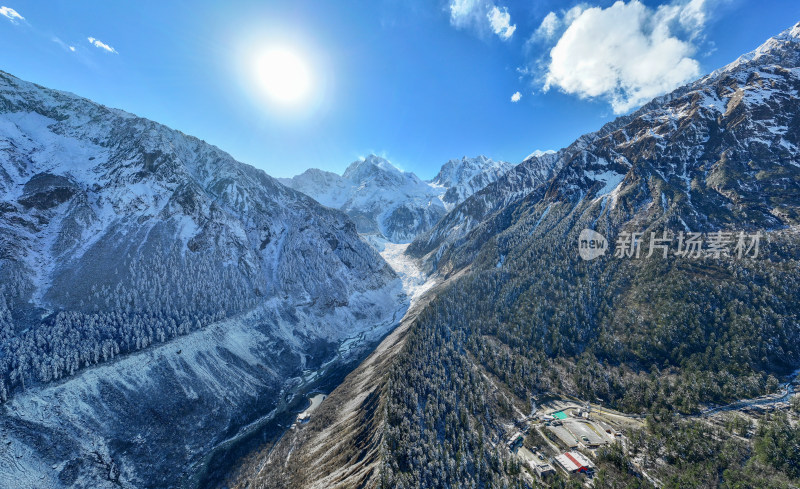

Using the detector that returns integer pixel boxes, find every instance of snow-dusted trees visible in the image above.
[0,244,261,400]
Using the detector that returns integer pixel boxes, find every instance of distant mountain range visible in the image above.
[280,154,512,243]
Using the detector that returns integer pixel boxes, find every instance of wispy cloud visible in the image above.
[534,12,560,40]
[88,36,117,54]
[510,91,521,102]
[536,0,711,113]
[52,37,77,53]
[532,7,585,42]
[0,6,24,24]
[449,0,516,40]
[4,8,81,57]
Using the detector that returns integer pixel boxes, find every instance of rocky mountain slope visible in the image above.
[236,22,800,489]
[410,23,800,272]
[429,155,513,209]
[0,71,406,488]
[407,149,561,268]
[280,155,512,243]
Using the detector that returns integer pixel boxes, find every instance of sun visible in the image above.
[252,47,312,105]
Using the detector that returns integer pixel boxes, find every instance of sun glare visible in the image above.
[252,47,312,105]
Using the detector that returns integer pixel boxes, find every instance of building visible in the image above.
[532,461,556,477]
[507,432,524,451]
[554,451,595,475]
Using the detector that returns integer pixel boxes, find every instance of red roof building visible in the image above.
[554,451,595,474]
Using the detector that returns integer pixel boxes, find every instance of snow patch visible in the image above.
[586,169,626,197]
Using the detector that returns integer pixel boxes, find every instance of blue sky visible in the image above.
[1,1,799,178]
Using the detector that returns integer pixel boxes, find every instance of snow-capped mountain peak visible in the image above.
[430,155,514,209]
[343,154,408,182]
[431,155,503,187]
[282,154,514,243]
[705,21,800,81]
[524,149,556,161]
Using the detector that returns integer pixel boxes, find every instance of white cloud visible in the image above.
[511,91,522,102]
[0,6,24,24]
[541,0,710,113]
[449,0,515,40]
[656,0,707,40]
[487,6,516,40]
[563,5,587,26]
[87,36,117,54]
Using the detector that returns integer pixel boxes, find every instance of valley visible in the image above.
[230,21,800,489]
[0,10,799,489]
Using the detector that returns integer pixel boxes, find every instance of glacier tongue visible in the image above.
[364,236,437,304]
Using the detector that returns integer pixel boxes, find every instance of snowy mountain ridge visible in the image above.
[410,20,800,272]
[280,154,512,243]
